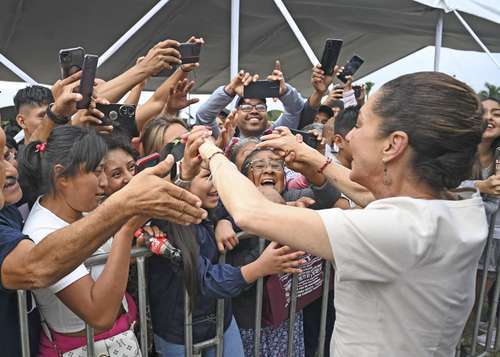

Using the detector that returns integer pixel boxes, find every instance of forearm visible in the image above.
[4,196,133,290]
[96,65,150,103]
[195,86,233,137]
[308,90,324,109]
[135,68,185,131]
[123,83,145,106]
[87,227,134,325]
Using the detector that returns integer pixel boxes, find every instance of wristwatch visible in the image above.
[46,103,70,125]
[173,161,192,189]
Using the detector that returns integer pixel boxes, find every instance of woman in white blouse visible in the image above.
[195,72,488,356]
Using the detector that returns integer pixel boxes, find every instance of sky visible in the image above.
[1,46,499,114]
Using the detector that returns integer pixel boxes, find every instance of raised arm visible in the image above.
[197,139,333,260]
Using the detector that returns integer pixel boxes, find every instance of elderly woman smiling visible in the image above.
[195,72,487,356]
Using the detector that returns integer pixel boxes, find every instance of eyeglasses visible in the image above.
[239,104,267,113]
[250,159,284,172]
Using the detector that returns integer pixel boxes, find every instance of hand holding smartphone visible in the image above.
[76,54,98,110]
[290,128,320,149]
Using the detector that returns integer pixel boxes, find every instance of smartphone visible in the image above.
[337,55,364,83]
[179,42,202,64]
[76,54,98,110]
[95,103,138,137]
[244,80,280,99]
[59,47,85,79]
[320,39,343,76]
[136,153,160,173]
[353,85,362,98]
[290,128,320,149]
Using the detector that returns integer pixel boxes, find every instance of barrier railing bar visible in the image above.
[185,288,194,357]
[137,256,148,357]
[472,206,500,354]
[215,254,226,357]
[287,273,299,357]
[317,262,331,357]
[85,247,152,267]
[85,323,95,356]
[485,249,500,351]
[254,238,266,357]
[495,309,500,350]
[17,290,31,357]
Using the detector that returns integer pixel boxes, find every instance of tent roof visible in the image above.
[0,0,499,95]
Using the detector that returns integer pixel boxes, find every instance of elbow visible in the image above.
[86,313,116,331]
[231,202,258,234]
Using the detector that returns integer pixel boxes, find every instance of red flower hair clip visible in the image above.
[35,143,47,153]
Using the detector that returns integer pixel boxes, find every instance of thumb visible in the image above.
[275,60,281,72]
[301,197,316,207]
[187,98,200,105]
[217,241,225,253]
[145,154,175,178]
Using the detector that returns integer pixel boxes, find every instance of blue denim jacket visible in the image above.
[148,220,249,344]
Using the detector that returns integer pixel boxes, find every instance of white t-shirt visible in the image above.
[317,189,487,357]
[22,198,110,333]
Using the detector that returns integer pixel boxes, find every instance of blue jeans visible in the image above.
[154,317,245,357]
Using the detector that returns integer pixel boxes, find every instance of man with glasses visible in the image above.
[195,65,305,139]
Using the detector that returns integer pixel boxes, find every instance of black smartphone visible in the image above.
[76,54,98,110]
[290,128,320,149]
[179,42,201,64]
[320,39,343,76]
[244,80,280,99]
[59,47,85,79]
[95,103,138,138]
[353,85,362,98]
[136,153,160,173]
[337,55,364,83]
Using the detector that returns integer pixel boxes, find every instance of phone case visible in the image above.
[95,103,138,138]
[179,43,201,64]
[338,55,364,83]
[136,153,161,173]
[76,54,98,109]
[244,80,280,99]
[59,47,85,79]
[320,39,343,76]
[290,129,319,148]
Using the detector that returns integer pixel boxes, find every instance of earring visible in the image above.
[383,162,392,186]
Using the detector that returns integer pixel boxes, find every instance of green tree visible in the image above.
[365,81,375,97]
[478,82,500,100]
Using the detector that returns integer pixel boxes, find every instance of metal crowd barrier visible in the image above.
[456,200,500,356]
[17,236,333,357]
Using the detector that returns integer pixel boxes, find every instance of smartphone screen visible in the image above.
[244,80,280,99]
[76,54,98,109]
[338,55,364,83]
[320,39,343,76]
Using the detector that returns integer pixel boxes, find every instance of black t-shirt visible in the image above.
[0,205,40,357]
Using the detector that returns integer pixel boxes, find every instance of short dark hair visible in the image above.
[13,85,53,113]
[318,105,334,118]
[236,96,266,107]
[334,106,359,137]
[101,134,138,160]
[375,72,484,191]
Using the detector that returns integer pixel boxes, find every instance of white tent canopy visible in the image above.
[0,0,499,95]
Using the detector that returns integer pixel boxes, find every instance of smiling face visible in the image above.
[482,99,500,141]
[189,164,219,209]
[246,150,285,193]
[236,98,268,137]
[103,148,135,198]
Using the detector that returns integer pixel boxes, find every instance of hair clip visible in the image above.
[35,143,47,153]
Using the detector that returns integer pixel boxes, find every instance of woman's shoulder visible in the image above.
[22,197,68,241]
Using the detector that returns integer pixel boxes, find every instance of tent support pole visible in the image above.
[434,10,444,71]
[452,9,500,70]
[273,0,319,65]
[97,0,172,68]
[0,53,37,84]
[230,0,240,79]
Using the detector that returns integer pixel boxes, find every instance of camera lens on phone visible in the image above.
[109,111,118,121]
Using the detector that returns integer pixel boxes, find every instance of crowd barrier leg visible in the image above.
[485,249,500,352]
[472,207,499,355]
[17,290,31,357]
[253,238,266,357]
[137,256,149,357]
[317,262,332,357]
[287,273,299,357]
[215,254,226,357]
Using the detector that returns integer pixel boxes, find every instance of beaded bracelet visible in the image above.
[317,157,332,174]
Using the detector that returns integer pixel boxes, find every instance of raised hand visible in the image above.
[267,60,287,97]
[225,70,259,97]
[165,78,200,114]
[179,126,213,181]
[215,110,237,150]
[311,64,335,94]
[138,39,182,76]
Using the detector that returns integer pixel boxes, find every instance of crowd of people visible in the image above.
[0,36,498,357]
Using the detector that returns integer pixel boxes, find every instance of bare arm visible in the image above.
[1,158,207,290]
[55,222,138,330]
[123,82,145,106]
[200,143,333,260]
